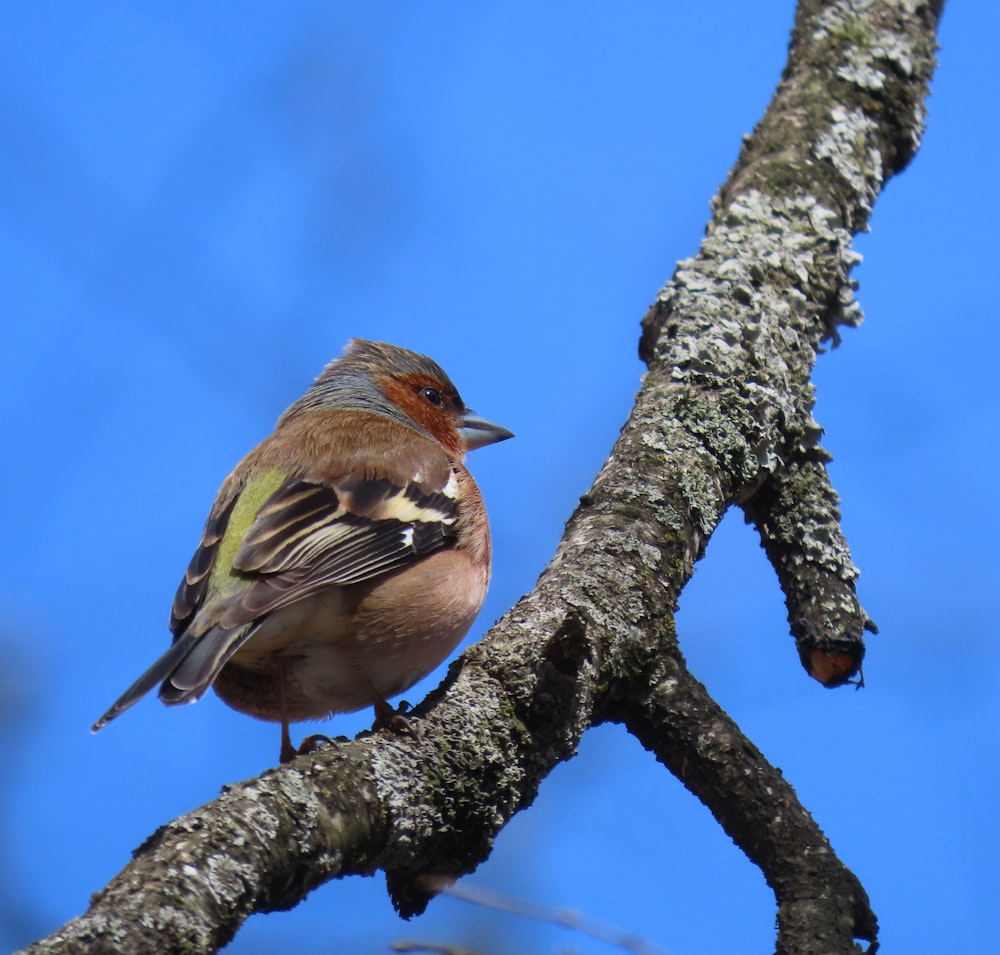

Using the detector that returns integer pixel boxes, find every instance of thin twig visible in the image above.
[443,882,675,955]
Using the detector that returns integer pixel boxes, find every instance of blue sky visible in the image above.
[2,3,997,953]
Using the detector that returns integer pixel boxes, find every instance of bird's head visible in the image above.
[281,339,513,459]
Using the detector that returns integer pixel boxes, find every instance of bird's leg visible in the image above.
[280,723,297,763]
[277,658,297,764]
[372,695,398,726]
[275,657,333,759]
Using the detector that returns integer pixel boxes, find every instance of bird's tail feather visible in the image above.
[91,624,254,732]
[90,631,202,732]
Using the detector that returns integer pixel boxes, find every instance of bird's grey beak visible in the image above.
[458,412,514,451]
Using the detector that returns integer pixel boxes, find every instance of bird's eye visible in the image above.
[420,386,445,407]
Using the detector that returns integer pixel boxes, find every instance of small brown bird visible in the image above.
[92,340,512,762]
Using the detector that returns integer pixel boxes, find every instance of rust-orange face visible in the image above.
[381,371,512,459]
[381,372,468,457]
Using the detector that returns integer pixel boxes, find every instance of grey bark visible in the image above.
[21,0,944,952]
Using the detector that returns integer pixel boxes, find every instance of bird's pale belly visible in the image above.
[212,551,487,723]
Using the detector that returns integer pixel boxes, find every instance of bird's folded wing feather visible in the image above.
[226,475,458,623]
[170,498,236,632]
[175,471,460,635]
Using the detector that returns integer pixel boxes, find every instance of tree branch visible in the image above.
[21,1,943,953]
[742,450,876,686]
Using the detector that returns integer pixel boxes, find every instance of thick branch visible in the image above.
[606,656,876,954]
[24,613,598,954]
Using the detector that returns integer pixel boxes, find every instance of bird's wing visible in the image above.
[217,472,460,627]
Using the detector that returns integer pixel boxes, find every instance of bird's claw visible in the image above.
[373,698,421,738]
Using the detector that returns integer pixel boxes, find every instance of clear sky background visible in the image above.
[2,3,997,954]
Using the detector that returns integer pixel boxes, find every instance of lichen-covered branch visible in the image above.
[21,1,943,954]
[742,451,877,686]
[23,616,599,955]
[640,0,942,681]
